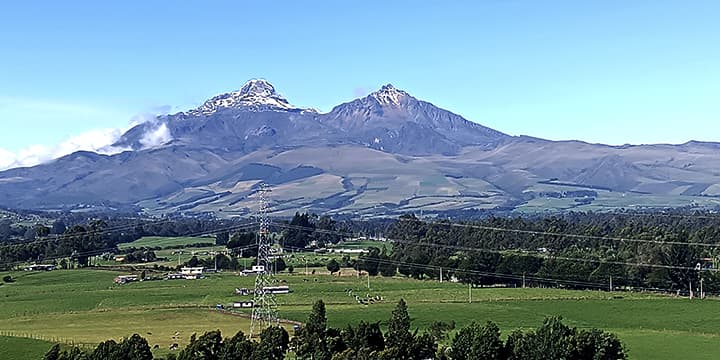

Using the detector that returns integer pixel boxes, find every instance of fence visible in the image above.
[0,330,95,348]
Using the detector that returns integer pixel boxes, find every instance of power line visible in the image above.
[271,222,719,273]
[0,217,257,250]
[0,222,259,268]
[0,218,176,249]
[397,218,720,249]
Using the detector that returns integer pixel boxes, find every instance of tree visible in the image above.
[427,321,455,343]
[313,215,341,246]
[221,331,255,360]
[112,334,153,360]
[90,339,120,360]
[377,256,396,277]
[294,300,331,360]
[51,220,67,235]
[216,232,229,246]
[188,256,200,267]
[179,330,224,360]
[253,326,289,360]
[327,259,340,275]
[44,344,61,360]
[273,257,287,272]
[284,213,315,249]
[458,251,501,286]
[359,247,381,276]
[382,299,414,359]
[228,231,258,258]
[451,322,505,360]
[60,346,89,360]
[341,321,385,357]
[573,329,626,360]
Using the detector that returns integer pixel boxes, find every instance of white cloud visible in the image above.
[140,122,172,148]
[0,114,174,171]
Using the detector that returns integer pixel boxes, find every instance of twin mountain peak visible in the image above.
[189,79,416,116]
[119,79,508,155]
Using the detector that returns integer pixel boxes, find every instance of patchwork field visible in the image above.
[1,268,719,359]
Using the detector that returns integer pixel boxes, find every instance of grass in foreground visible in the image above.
[1,269,719,359]
[0,336,53,360]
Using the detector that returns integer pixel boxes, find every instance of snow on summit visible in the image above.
[189,79,314,115]
[369,84,409,106]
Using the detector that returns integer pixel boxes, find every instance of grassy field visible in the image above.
[0,336,53,360]
[118,236,216,250]
[1,269,719,359]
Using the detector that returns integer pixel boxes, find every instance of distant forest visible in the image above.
[3,209,720,295]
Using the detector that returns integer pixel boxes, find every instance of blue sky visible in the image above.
[1,1,718,168]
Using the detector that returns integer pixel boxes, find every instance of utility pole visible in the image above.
[468,283,472,303]
[700,278,704,299]
[522,272,526,289]
[367,272,370,289]
[440,267,443,283]
[689,280,694,299]
[609,275,613,292]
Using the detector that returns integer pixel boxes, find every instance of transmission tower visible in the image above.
[250,183,279,336]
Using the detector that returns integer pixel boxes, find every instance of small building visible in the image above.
[330,248,368,254]
[235,288,250,296]
[23,264,56,271]
[263,285,291,294]
[181,267,204,276]
[233,301,255,308]
[114,275,139,284]
[241,265,265,275]
[114,256,126,262]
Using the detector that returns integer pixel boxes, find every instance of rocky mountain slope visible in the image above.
[1,80,719,217]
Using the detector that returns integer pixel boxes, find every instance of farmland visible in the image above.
[1,268,719,359]
[118,236,216,250]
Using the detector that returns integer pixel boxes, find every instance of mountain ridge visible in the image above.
[1,79,719,217]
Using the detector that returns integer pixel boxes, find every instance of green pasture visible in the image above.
[118,236,216,250]
[0,336,53,360]
[1,269,719,359]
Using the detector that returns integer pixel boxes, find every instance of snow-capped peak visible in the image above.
[238,79,276,97]
[369,84,409,106]
[189,79,313,115]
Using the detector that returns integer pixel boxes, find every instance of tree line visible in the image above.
[382,213,720,293]
[0,218,250,269]
[43,299,625,360]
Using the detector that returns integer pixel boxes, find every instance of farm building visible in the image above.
[329,248,368,254]
[233,301,255,308]
[241,265,265,275]
[263,285,291,294]
[235,288,250,296]
[114,275,139,284]
[23,264,56,271]
[181,267,204,275]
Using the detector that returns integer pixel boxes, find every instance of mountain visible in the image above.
[1,79,719,217]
